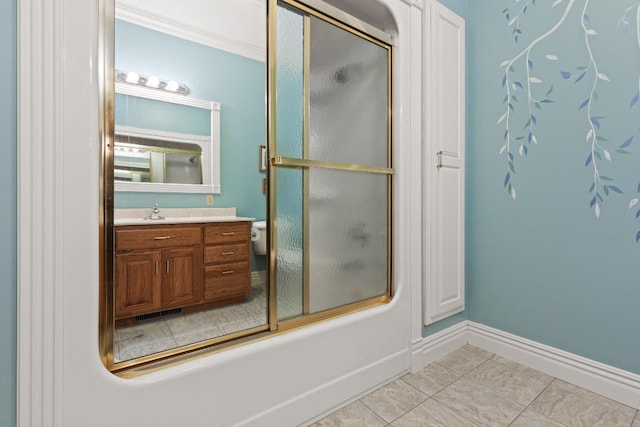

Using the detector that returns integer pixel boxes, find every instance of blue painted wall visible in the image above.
[114,20,267,224]
[466,0,640,374]
[0,0,17,425]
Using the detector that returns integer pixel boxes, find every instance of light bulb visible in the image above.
[146,76,160,88]
[125,71,139,84]
[166,80,179,91]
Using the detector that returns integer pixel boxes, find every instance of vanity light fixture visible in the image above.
[115,69,190,95]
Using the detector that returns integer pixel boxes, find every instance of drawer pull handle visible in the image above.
[154,236,171,240]
[222,270,235,275]
[155,261,159,276]
[221,251,235,256]
[221,232,235,236]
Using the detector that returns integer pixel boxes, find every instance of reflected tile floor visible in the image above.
[312,344,639,427]
[114,282,268,363]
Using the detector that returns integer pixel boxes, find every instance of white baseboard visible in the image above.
[411,321,468,373]
[410,321,640,410]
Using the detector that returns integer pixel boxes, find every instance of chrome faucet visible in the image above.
[144,203,165,220]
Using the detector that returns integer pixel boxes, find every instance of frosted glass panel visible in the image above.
[274,1,391,319]
[308,169,388,312]
[275,4,305,321]
[276,4,304,159]
[309,17,389,167]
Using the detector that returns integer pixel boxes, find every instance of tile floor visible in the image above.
[312,344,640,427]
[114,282,268,362]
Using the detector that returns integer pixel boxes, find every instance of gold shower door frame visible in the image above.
[99,0,394,376]
[267,0,394,332]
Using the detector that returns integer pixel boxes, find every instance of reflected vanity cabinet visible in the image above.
[203,222,251,302]
[114,221,251,323]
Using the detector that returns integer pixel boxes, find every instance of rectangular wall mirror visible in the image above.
[114,82,221,193]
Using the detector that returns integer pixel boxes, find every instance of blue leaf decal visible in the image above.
[504,172,511,187]
[590,196,596,208]
[591,117,600,129]
[517,29,523,34]
[578,99,590,110]
[528,59,533,70]
[528,132,532,143]
[502,75,507,88]
[608,185,623,194]
[620,137,633,149]
[509,102,515,112]
[636,230,640,243]
[523,145,528,155]
[504,130,509,140]
[531,115,537,125]
[540,99,553,103]
[515,36,519,43]
[631,91,640,108]
[514,81,523,89]
[575,71,587,84]
[584,14,591,23]
[636,209,640,219]
[560,71,572,79]
[585,152,593,167]
[637,182,640,193]
[506,13,510,20]
[523,6,528,14]
[508,152,514,161]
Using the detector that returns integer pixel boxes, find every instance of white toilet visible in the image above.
[252,221,267,255]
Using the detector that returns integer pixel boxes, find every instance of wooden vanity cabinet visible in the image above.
[114,221,251,323]
[203,222,251,303]
[115,250,162,318]
[115,225,203,320]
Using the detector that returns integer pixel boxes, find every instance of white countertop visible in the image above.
[114,208,256,226]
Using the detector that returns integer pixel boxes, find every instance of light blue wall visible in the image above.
[114,20,267,222]
[0,0,17,425]
[466,0,640,374]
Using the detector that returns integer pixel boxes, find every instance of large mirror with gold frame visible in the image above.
[101,0,395,375]
[102,0,270,371]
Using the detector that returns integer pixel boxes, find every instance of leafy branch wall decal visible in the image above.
[498,0,576,200]
[498,0,638,233]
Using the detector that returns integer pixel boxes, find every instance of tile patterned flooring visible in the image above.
[114,283,268,362]
[312,344,640,427]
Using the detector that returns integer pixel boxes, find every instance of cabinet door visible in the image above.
[425,1,465,324]
[161,247,203,309]
[115,251,162,318]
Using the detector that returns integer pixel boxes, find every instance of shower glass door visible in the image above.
[270,0,393,324]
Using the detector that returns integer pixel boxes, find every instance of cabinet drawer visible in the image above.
[204,243,249,265]
[204,222,249,244]
[204,262,250,301]
[116,226,202,251]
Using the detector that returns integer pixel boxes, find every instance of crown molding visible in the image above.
[115,3,265,62]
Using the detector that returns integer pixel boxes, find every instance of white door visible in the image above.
[425,1,465,324]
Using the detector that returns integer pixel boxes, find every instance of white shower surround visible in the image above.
[17,1,427,426]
